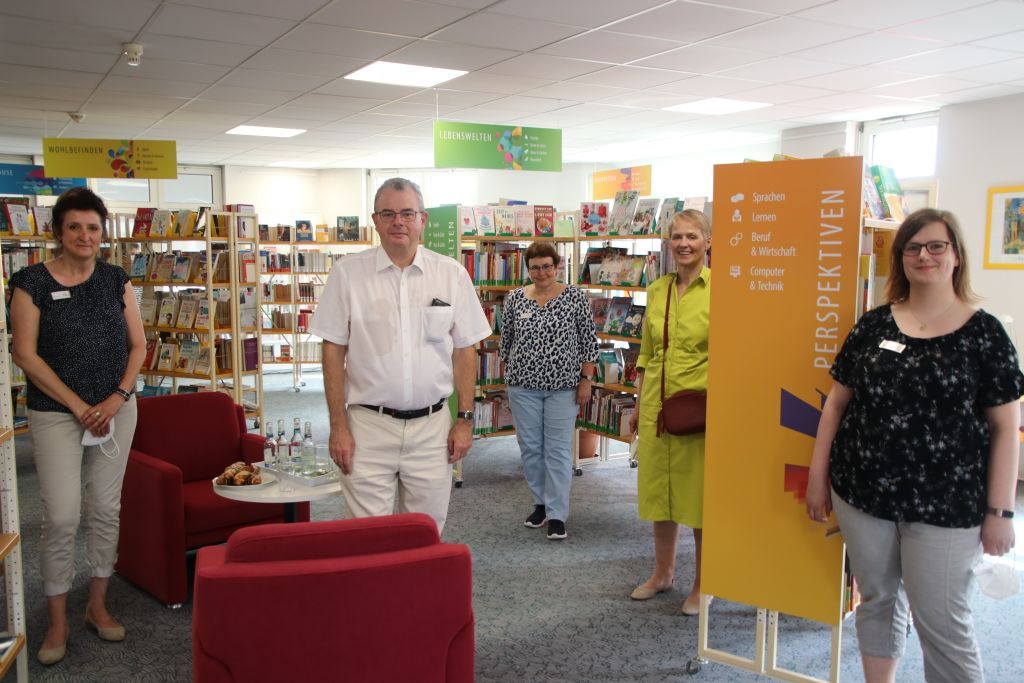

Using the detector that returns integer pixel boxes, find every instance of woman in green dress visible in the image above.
[628,209,711,615]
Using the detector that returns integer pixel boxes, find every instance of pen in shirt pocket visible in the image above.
[430,298,451,307]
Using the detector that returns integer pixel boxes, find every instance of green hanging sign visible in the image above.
[434,121,562,172]
[423,205,459,259]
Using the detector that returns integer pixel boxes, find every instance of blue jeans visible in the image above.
[506,386,577,522]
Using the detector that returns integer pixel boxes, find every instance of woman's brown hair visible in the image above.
[885,208,977,303]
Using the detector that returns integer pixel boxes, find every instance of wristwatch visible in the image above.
[456,410,474,422]
[988,507,1015,519]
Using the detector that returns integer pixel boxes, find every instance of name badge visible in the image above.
[51,290,71,300]
[518,312,533,319]
[879,339,905,353]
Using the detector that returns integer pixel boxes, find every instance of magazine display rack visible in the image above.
[258,233,372,392]
[0,239,28,681]
[113,209,264,430]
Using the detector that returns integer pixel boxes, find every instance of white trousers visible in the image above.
[29,397,137,596]
[343,405,453,534]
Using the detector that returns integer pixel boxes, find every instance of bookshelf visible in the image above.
[114,208,265,430]
[0,239,28,681]
[258,236,373,391]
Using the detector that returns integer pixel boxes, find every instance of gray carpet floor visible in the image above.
[8,371,1024,682]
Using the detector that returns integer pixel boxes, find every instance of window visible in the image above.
[862,115,938,180]
[163,173,214,204]
[94,178,151,203]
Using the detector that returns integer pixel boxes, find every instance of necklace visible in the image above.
[906,299,957,331]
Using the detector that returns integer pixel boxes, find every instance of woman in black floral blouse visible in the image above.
[500,242,598,541]
[806,208,1023,683]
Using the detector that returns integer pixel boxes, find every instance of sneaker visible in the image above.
[546,519,567,540]
[524,505,547,528]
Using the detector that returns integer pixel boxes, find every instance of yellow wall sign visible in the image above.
[43,138,178,179]
[704,156,863,626]
[591,165,651,200]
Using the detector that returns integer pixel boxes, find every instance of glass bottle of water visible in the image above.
[263,422,276,469]
[276,419,290,473]
[301,421,316,475]
[289,418,303,473]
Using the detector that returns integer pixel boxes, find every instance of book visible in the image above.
[609,191,640,235]
[861,170,885,220]
[153,252,176,281]
[195,347,212,375]
[225,203,255,214]
[171,253,195,282]
[514,206,534,236]
[554,211,577,238]
[238,287,258,328]
[590,298,611,332]
[142,336,160,369]
[211,251,230,282]
[130,253,149,280]
[157,293,178,328]
[580,202,609,235]
[176,339,200,374]
[472,206,494,236]
[242,337,259,371]
[150,210,172,238]
[492,206,516,236]
[631,198,660,235]
[335,216,360,241]
[658,198,681,236]
[620,303,645,338]
[211,213,231,238]
[175,295,199,328]
[534,205,554,237]
[869,165,907,221]
[5,203,32,236]
[139,291,159,326]
[604,297,631,335]
[295,219,314,241]
[157,342,178,371]
[0,197,30,235]
[194,299,211,328]
[457,207,476,236]
[193,206,210,238]
[273,224,291,242]
[235,214,255,239]
[33,205,54,236]
[622,347,640,386]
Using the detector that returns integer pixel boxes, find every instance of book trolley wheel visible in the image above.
[629,458,638,468]
[574,467,583,476]
[685,657,704,675]
[453,480,463,488]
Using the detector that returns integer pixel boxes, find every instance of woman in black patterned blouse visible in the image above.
[10,188,146,666]
[500,242,598,541]
[806,208,1023,683]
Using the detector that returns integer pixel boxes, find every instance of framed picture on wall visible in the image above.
[984,186,1024,269]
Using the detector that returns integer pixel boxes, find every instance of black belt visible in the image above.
[357,398,447,420]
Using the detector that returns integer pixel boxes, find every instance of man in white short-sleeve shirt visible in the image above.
[308,177,490,533]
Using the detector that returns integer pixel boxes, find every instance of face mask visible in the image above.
[973,554,1021,600]
[81,419,120,459]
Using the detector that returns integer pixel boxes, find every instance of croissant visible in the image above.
[215,473,231,485]
[249,473,262,485]
[233,470,252,486]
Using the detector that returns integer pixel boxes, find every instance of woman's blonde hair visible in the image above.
[671,209,711,238]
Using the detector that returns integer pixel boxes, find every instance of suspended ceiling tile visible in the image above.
[401,89,505,108]
[484,95,572,113]
[880,45,1021,75]
[261,105,352,122]
[272,23,415,59]
[870,75,988,98]
[594,90,702,110]
[791,32,947,67]
[794,0,987,30]
[949,57,1024,84]
[634,44,770,74]
[3,0,160,31]
[923,83,1024,104]
[99,75,208,98]
[522,81,632,103]
[707,16,866,54]
[219,68,334,93]
[386,39,519,71]
[314,78,421,100]
[653,74,767,97]
[0,15,133,55]
[0,64,104,89]
[167,0,330,21]
[147,4,297,45]
[483,53,606,80]
[891,1,1024,43]
[0,43,115,74]
[432,12,585,51]
[537,30,686,64]
[570,66,694,89]
[200,85,298,105]
[109,59,232,84]
[179,99,279,116]
[606,2,770,42]
[310,0,474,36]
[792,65,924,91]
[702,0,838,13]
[136,33,262,67]
[240,48,369,78]
[725,83,839,105]
[371,101,461,117]
[290,94,388,113]
[718,56,844,82]
[970,30,1024,53]
[487,0,667,29]
[441,71,555,95]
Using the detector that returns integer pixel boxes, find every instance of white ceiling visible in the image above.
[2,0,1024,169]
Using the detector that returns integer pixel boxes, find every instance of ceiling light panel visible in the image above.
[663,98,771,114]
[226,125,307,137]
[345,61,468,87]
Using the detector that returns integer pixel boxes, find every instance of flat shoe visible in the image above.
[681,593,712,616]
[629,581,673,600]
[37,633,68,666]
[85,613,125,642]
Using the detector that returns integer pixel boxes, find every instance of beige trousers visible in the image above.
[29,396,137,596]
[343,405,453,534]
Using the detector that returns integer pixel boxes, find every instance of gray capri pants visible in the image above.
[29,396,137,596]
[832,490,984,683]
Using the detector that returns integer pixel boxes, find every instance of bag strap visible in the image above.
[656,274,675,436]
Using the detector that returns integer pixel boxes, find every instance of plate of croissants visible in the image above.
[213,461,275,488]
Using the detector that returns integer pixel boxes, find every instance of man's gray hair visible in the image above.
[374,177,425,212]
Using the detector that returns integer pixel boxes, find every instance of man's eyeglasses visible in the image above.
[903,240,952,257]
[375,209,421,222]
[527,263,555,273]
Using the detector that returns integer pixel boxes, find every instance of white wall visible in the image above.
[935,93,1024,331]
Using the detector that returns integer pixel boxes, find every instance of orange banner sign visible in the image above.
[591,165,651,200]
[704,156,863,626]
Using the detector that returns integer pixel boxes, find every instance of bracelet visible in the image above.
[580,375,593,381]
[112,387,131,401]
[987,507,1015,519]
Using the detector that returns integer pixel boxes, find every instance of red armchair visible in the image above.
[193,513,474,683]
[116,391,309,606]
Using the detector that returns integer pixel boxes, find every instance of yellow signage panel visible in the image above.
[43,138,178,179]
[704,156,863,626]
[592,165,651,200]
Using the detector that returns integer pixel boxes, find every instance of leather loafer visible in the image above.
[629,581,673,600]
[37,633,69,666]
[681,593,712,616]
[85,613,125,642]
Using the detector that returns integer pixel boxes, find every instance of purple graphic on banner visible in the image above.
[779,388,827,438]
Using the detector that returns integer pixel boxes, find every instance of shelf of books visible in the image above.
[257,219,373,391]
[116,206,264,429]
[0,238,28,682]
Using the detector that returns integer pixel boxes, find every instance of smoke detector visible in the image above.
[68,112,85,123]
[122,43,143,67]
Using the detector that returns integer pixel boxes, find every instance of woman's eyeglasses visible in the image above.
[527,263,555,273]
[903,240,951,257]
